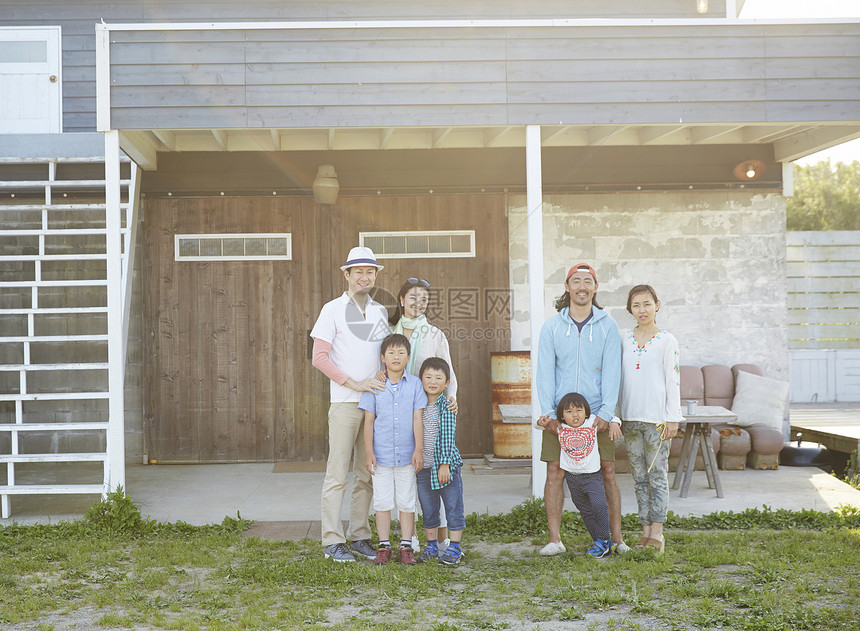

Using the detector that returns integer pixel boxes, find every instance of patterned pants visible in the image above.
[623,421,671,525]
[564,470,610,543]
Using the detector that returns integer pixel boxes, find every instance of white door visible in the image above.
[0,27,62,133]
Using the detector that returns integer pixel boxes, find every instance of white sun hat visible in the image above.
[340,246,384,271]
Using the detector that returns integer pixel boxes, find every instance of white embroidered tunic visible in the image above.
[619,329,684,424]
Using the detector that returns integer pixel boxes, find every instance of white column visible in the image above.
[105,130,126,492]
[725,0,738,19]
[95,24,111,132]
[526,125,546,497]
[782,162,794,197]
[122,163,142,368]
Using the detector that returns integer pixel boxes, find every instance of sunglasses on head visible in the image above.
[407,277,431,288]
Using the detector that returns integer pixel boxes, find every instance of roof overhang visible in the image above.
[96,17,860,173]
[118,122,860,173]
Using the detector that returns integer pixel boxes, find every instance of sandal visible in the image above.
[645,537,665,553]
[634,535,650,549]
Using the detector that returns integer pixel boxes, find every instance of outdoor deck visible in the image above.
[790,402,860,455]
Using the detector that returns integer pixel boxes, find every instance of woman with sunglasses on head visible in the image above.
[385,277,459,555]
[388,278,459,411]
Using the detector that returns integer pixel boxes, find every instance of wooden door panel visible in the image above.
[143,193,509,461]
[329,194,510,456]
[144,197,327,462]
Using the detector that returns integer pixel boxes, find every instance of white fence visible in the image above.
[787,231,860,402]
[789,349,860,402]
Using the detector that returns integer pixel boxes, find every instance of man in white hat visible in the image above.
[311,246,391,561]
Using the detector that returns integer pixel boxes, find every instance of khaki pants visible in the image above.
[320,402,373,546]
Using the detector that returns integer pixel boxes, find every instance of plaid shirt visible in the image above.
[430,394,463,490]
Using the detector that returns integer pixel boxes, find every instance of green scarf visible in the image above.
[395,314,428,376]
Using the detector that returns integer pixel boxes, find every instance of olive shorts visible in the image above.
[540,425,616,463]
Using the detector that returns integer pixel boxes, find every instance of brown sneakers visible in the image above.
[373,547,392,565]
[399,546,417,565]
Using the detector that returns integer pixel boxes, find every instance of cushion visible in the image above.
[732,363,764,381]
[729,370,789,431]
[679,365,704,402]
[702,365,734,408]
[746,425,785,454]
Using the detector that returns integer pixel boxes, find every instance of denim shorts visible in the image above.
[416,466,466,532]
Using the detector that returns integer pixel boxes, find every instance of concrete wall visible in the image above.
[508,190,789,380]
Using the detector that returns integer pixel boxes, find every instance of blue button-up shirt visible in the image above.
[359,373,428,467]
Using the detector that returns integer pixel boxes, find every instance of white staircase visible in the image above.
[0,154,139,518]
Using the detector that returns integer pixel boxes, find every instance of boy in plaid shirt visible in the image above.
[416,357,465,565]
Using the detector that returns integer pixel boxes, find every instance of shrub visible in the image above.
[464,498,860,540]
[84,486,149,535]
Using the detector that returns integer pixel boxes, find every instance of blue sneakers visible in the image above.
[418,544,438,563]
[349,539,377,560]
[586,539,616,559]
[439,546,464,566]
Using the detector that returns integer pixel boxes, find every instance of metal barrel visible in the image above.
[490,351,532,459]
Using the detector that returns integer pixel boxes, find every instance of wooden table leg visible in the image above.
[680,424,701,498]
[672,425,693,490]
[701,426,724,498]
[700,426,715,489]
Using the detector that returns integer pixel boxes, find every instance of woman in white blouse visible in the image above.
[619,285,683,552]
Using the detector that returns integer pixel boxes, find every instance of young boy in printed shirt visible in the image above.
[416,357,465,565]
[360,333,426,565]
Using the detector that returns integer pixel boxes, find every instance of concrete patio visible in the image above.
[3,460,859,539]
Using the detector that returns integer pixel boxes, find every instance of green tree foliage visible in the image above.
[787,160,860,231]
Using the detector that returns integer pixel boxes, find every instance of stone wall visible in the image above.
[507,191,789,380]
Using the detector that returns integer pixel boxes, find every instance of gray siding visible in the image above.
[1,0,726,132]
[0,1,145,132]
[105,22,860,130]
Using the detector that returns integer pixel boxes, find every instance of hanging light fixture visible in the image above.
[732,160,768,182]
[312,165,340,205]
[697,0,709,14]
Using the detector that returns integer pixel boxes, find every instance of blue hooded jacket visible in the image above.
[536,305,621,422]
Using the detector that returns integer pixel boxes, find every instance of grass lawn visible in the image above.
[1,493,858,630]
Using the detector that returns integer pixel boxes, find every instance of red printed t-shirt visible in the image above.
[557,414,600,475]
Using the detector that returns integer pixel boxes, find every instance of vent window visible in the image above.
[175,234,292,261]
[360,231,475,259]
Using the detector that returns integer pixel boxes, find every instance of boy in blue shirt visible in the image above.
[416,357,466,565]
[360,333,427,565]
